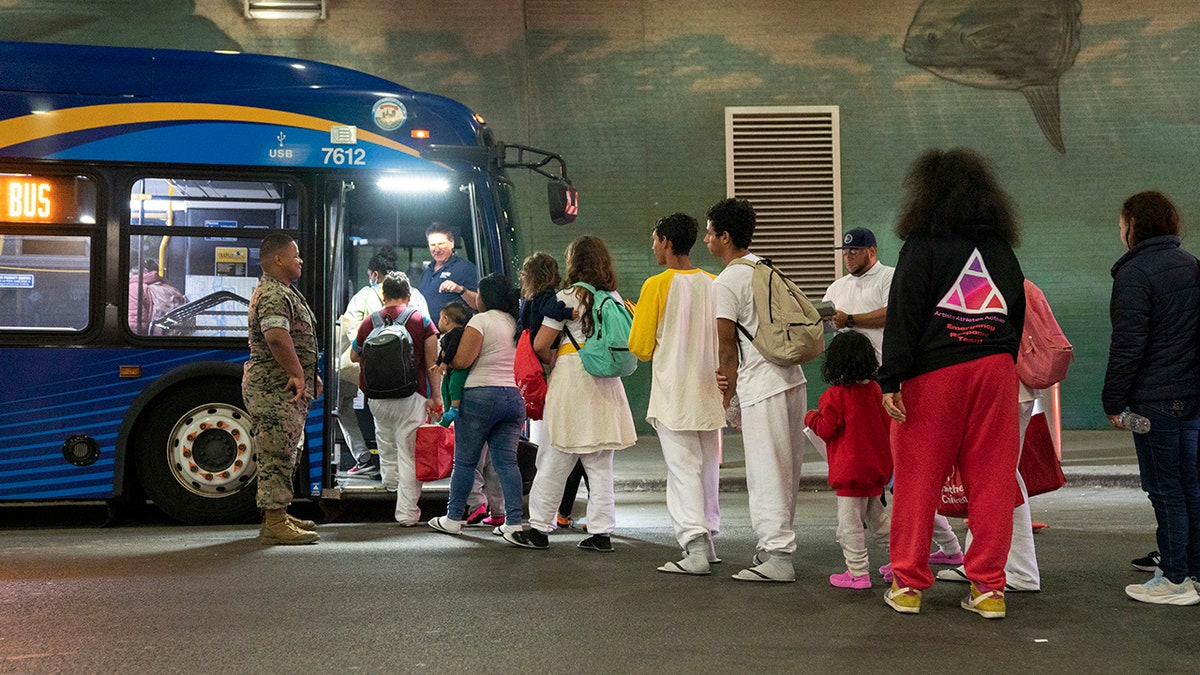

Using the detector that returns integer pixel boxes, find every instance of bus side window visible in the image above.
[126,176,299,338]
[0,234,92,332]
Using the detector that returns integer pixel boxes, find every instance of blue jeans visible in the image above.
[446,387,526,526]
[1131,399,1200,583]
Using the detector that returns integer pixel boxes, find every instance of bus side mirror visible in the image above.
[548,181,578,226]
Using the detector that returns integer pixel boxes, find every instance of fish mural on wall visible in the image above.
[903,0,1081,153]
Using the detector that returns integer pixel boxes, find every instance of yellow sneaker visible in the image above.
[884,580,922,614]
[962,582,1006,619]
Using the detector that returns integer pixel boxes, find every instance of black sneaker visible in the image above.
[1131,550,1161,572]
[504,528,549,549]
[577,534,613,553]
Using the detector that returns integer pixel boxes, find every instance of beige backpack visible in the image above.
[729,257,824,366]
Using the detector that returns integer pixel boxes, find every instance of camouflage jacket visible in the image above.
[244,274,319,397]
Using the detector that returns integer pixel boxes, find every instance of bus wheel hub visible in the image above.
[168,403,255,497]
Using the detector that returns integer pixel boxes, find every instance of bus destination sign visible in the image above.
[1,174,95,224]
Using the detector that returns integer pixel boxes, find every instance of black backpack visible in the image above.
[360,307,419,399]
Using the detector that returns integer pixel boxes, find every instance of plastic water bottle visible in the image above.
[1119,411,1151,434]
[726,395,742,429]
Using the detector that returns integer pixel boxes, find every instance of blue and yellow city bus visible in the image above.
[0,41,576,524]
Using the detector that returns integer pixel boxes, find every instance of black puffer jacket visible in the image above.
[1102,235,1200,414]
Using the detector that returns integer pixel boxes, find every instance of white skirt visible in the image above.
[542,353,637,453]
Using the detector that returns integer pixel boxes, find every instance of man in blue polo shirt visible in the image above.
[419,222,479,317]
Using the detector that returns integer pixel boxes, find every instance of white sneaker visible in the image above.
[491,523,521,536]
[1125,570,1200,605]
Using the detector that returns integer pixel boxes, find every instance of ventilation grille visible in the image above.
[244,0,326,19]
[725,106,841,298]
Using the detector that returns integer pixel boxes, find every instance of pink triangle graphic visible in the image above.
[937,249,1008,315]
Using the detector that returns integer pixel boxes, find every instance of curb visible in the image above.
[614,471,1142,493]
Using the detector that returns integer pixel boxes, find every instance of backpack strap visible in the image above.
[565,282,597,347]
[726,258,757,348]
[563,325,582,352]
[397,306,419,327]
[373,307,418,331]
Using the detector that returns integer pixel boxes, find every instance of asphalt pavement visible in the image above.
[2,485,1195,674]
[3,427,1176,675]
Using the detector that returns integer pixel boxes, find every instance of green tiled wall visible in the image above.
[7,1,1198,429]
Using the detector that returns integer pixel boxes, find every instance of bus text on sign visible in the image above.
[0,174,94,224]
[6,179,52,220]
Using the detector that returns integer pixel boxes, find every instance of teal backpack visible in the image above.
[563,282,637,378]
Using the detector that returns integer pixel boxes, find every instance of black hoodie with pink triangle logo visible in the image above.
[879,227,1025,394]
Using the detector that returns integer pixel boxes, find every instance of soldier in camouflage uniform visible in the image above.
[244,233,323,545]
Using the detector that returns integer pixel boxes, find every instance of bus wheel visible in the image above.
[135,383,259,525]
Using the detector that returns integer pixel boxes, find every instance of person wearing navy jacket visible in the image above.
[1103,191,1200,606]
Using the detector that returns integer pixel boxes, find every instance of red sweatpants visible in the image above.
[889,354,1020,591]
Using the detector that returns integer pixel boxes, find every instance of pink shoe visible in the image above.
[879,562,894,584]
[829,570,872,589]
[929,551,964,565]
[480,515,505,527]
[465,504,488,525]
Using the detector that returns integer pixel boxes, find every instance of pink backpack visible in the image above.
[1015,280,1073,389]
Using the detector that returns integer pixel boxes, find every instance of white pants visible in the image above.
[528,418,547,449]
[836,495,890,576]
[932,513,963,554]
[527,444,615,535]
[963,399,1040,590]
[369,395,426,525]
[741,385,807,554]
[656,423,722,549]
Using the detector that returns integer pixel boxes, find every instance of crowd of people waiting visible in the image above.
[246,147,1200,621]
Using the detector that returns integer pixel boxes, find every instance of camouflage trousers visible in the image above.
[243,390,311,510]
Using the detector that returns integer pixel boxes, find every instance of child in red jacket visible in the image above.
[805,331,894,589]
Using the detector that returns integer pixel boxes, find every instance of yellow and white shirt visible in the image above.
[628,268,725,431]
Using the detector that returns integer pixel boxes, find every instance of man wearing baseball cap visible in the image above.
[822,227,894,361]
